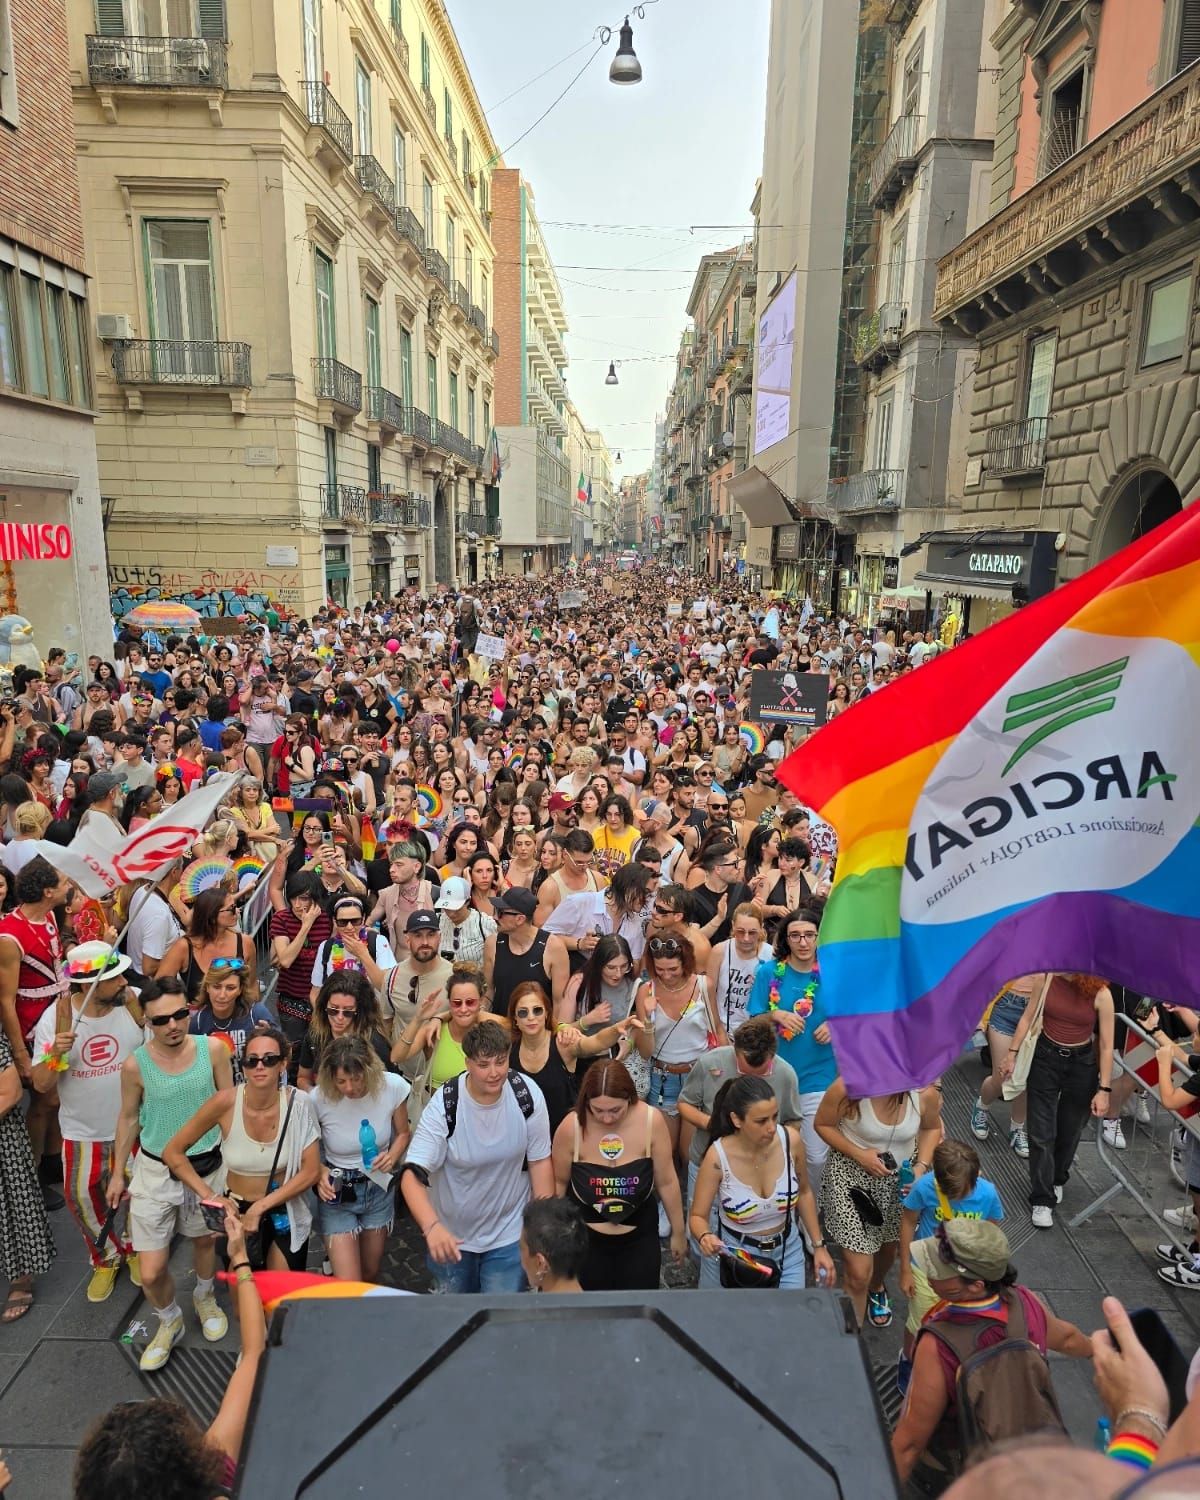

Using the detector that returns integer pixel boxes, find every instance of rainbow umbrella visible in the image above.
[121,600,202,632]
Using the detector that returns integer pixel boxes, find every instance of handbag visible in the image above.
[1002,975,1052,1101]
[718,1144,791,1289]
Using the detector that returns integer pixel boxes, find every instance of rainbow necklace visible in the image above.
[767,960,819,1019]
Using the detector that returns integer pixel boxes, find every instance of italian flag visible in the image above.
[576,472,588,504]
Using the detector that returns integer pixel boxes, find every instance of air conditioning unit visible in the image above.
[96,314,134,341]
[171,37,211,77]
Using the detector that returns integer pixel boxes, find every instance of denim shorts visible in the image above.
[316,1175,395,1237]
[989,989,1029,1037]
[649,1066,687,1114]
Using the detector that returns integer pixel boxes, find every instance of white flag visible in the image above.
[31,772,240,898]
[799,595,814,629]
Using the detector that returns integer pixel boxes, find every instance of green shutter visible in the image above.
[197,0,226,40]
[94,0,127,36]
[444,88,452,137]
[1180,0,1200,70]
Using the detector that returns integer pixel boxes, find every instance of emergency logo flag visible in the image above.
[776,505,1200,1096]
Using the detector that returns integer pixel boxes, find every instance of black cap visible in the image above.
[405,909,440,933]
[492,887,537,918]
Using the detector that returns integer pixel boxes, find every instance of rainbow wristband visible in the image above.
[1105,1432,1159,1470]
[38,1049,69,1074]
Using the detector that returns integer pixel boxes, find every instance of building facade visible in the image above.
[71,0,500,617]
[0,0,110,661]
[933,0,1200,628]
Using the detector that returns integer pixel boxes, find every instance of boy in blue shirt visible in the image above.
[896,1138,1003,1394]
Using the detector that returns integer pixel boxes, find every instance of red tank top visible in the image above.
[0,909,68,1040]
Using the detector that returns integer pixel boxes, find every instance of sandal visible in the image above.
[867,1288,893,1327]
[1,1288,33,1323]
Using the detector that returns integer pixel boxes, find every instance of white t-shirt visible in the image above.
[123,888,182,973]
[405,1073,552,1252]
[310,933,397,989]
[309,1072,412,1169]
[32,999,144,1141]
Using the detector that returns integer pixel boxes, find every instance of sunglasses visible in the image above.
[652,903,678,916]
[648,937,682,957]
[448,998,478,1009]
[514,1006,546,1019]
[148,1007,190,1027]
[334,915,362,926]
[210,956,245,970]
[244,1053,283,1069]
[326,1006,357,1018]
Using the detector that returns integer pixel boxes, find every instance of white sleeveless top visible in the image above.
[838,1093,920,1157]
[714,1127,798,1237]
[650,977,713,1064]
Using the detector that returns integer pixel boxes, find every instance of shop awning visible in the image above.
[914,573,1017,601]
[728,467,807,529]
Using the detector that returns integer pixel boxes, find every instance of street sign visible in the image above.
[746,670,828,729]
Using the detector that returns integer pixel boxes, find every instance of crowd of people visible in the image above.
[0,561,1196,1498]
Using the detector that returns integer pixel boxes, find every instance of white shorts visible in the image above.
[127,1150,227,1252]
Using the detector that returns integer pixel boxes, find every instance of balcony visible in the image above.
[312,356,362,418]
[86,35,228,107]
[424,247,450,289]
[389,21,409,71]
[400,404,432,445]
[111,338,250,413]
[444,134,458,170]
[869,113,924,210]
[451,281,471,319]
[396,496,431,529]
[853,302,907,371]
[366,385,404,433]
[393,206,425,266]
[469,304,487,339]
[463,507,502,538]
[827,469,904,515]
[302,80,353,168]
[321,484,368,524]
[986,417,1048,478]
[355,156,395,228]
[489,329,500,358]
[421,85,436,129]
[368,489,400,525]
[935,60,1200,328]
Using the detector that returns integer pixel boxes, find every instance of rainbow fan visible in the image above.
[738,723,766,754]
[179,858,232,904]
[415,784,443,819]
[231,855,265,890]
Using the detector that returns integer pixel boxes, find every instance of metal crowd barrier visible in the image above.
[1068,1013,1199,1248]
[238,866,279,1012]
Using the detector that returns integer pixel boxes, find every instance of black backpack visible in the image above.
[441,1068,535,1140]
[921,1291,1068,1472]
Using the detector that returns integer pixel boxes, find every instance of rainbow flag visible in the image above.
[776,506,1200,1095]
[359,815,377,863]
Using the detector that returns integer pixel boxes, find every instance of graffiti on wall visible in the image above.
[108,565,302,621]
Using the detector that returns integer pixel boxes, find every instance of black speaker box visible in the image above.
[237,1289,898,1498]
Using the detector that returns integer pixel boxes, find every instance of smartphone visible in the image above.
[1133,996,1156,1023]
[199,1198,227,1233]
[320,830,334,845]
[878,1152,898,1172]
[1128,1307,1191,1422]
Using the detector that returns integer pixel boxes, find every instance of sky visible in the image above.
[445,0,771,478]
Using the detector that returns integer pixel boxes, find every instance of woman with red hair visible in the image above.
[1013,972,1115,1230]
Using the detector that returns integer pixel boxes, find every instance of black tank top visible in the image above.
[569,1108,656,1227]
[491,929,550,1014]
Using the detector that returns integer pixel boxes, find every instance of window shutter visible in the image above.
[197,0,226,41]
[1179,0,1200,71]
[94,0,128,36]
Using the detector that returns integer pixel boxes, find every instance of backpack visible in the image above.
[921,1291,1067,1472]
[441,1068,534,1140]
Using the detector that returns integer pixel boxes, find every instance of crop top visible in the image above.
[222,1085,291,1178]
[569,1107,655,1227]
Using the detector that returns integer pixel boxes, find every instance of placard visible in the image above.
[746,670,828,729]
[666,601,683,617]
[473,632,506,660]
[557,590,585,610]
[692,600,708,618]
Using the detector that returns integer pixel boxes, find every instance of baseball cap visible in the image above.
[639,798,666,823]
[547,791,575,815]
[911,1220,1013,1285]
[405,909,440,934]
[492,887,537,918]
[86,769,127,801]
[434,876,471,910]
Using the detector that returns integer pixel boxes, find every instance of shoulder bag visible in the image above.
[1002,976,1052,1101]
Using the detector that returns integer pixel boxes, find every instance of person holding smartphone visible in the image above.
[307,895,396,1003]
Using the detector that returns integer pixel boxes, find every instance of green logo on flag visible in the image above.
[1001,657,1129,775]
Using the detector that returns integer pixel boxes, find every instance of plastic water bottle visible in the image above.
[1094,1417,1111,1452]
[359,1118,378,1169]
[898,1159,915,1197]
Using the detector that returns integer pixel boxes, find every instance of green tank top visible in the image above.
[135,1038,222,1157]
[429,1023,466,1090]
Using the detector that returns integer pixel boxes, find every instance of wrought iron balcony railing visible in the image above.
[396,496,432,529]
[312,356,362,412]
[86,33,228,90]
[424,248,450,288]
[393,206,424,255]
[366,385,404,430]
[853,302,907,370]
[400,404,432,444]
[869,113,924,209]
[421,85,436,129]
[389,21,409,70]
[112,339,249,387]
[302,80,353,162]
[489,329,500,357]
[451,281,471,317]
[320,484,368,523]
[355,155,395,214]
[986,417,1048,477]
[827,469,905,514]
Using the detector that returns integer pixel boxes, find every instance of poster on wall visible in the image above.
[746,670,828,729]
[754,271,796,456]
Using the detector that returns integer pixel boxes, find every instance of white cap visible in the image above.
[434,875,471,910]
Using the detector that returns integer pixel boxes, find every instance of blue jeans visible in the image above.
[687,1157,720,1288]
[429,1239,526,1294]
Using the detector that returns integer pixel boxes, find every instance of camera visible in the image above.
[878,1152,898,1172]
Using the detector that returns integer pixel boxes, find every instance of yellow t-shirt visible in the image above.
[592,825,640,886]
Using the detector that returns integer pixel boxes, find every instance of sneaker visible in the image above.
[193,1288,228,1343]
[1032,1206,1054,1229]
[125,1253,142,1288]
[867,1288,893,1327]
[1130,1094,1152,1125]
[1157,1260,1200,1291]
[896,1354,913,1397]
[139,1311,184,1371]
[1155,1242,1197,1267]
[1102,1120,1127,1150]
[1054,1185,1064,1204]
[86,1265,120,1303]
[1171,1148,1187,1189]
[1009,1126,1030,1159]
[970,1097,990,1141]
[1164,1206,1199,1232]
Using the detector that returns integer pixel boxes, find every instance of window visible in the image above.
[355,62,371,155]
[367,441,382,493]
[1141,271,1191,367]
[420,30,430,90]
[902,38,923,117]
[1042,68,1086,176]
[0,0,17,128]
[886,220,907,306]
[462,134,472,182]
[314,249,335,360]
[422,176,434,246]
[1025,332,1057,422]
[300,0,321,82]
[483,396,490,434]
[443,86,452,139]
[45,285,71,402]
[0,243,91,405]
[464,245,473,301]
[467,383,476,444]
[392,124,406,208]
[1173,0,1200,73]
[873,394,894,470]
[399,325,413,406]
[389,0,401,30]
[427,352,438,422]
[19,275,48,397]
[324,425,337,490]
[446,213,455,270]
[67,294,90,404]
[0,265,18,387]
[480,271,488,324]
[145,220,217,378]
[449,370,459,432]
[364,295,380,387]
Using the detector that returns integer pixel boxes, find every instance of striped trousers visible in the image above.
[62,1139,132,1269]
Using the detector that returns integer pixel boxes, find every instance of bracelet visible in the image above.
[811,1239,825,1250]
[422,1219,441,1237]
[1008,1045,1020,1053]
[1106,1432,1159,1470]
[1114,1408,1168,1438]
[235,1270,254,1285]
[1098,1085,1113,1093]
[231,1260,252,1272]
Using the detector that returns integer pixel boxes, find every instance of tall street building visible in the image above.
[71,0,501,616]
[0,0,110,660]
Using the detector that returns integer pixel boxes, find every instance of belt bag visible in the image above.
[141,1144,223,1180]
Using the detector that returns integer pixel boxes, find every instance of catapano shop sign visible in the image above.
[918,530,1057,597]
[0,523,73,561]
